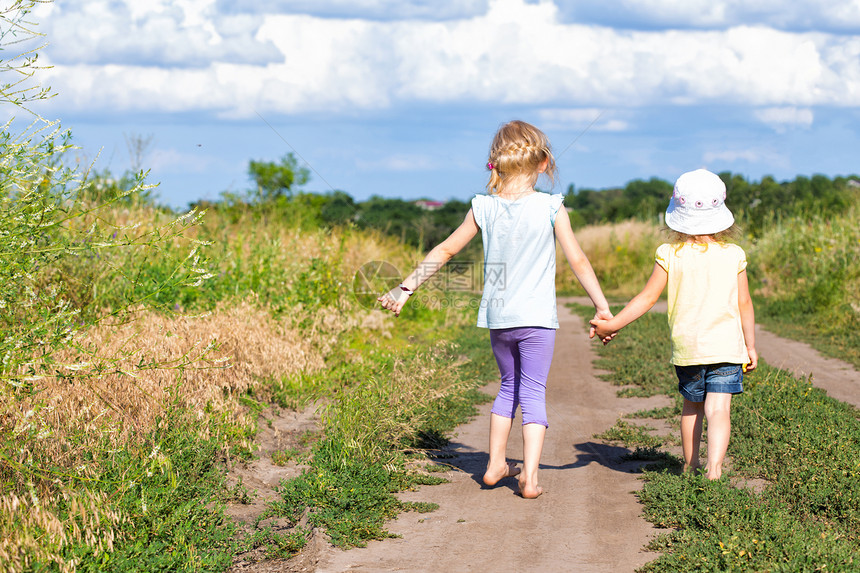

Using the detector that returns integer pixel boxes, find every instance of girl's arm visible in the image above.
[737,269,758,370]
[554,207,612,321]
[378,208,479,316]
[590,263,668,342]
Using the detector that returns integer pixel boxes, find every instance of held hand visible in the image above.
[589,309,617,345]
[594,308,614,322]
[377,286,411,316]
[589,317,618,345]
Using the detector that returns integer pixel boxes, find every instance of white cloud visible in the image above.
[537,108,629,131]
[754,106,815,131]
[34,0,860,117]
[702,147,788,167]
[356,153,437,171]
[557,0,860,32]
[215,0,489,21]
[40,0,280,67]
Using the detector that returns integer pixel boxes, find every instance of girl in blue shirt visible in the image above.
[379,120,611,498]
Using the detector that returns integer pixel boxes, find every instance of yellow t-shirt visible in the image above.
[655,242,749,366]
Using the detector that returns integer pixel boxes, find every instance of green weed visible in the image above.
[238,525,309,560]
[639,472,859,572]
[260,309,496,550]
[571,303,860,571]
[63,411,239,572]
[750,203,860,368]
[596,420,664,448]
[620,447,683,473]
[271,448,302,467]
[628,404,680,420]
[424,464,450,473]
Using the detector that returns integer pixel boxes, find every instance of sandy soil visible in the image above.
[753,323,860,408]
[314,301,670,572]
[232,298,859,573]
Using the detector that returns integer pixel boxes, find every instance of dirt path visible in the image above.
[251,298,858,572]
[314,300,670,572]
[752,324,860,408]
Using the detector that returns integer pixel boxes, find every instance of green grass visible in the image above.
[749,203,860,369]
[61,410,241,572]
[265,441,441,549]
[569,302,860,572]
[595,420,665,448]
[639,472,859,572]
[243,294,496,553]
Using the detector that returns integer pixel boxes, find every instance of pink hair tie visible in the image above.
[487,162,494,170]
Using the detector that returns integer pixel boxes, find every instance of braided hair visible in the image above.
[486,120,557,195]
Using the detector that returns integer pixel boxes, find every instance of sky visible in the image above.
[18,0,860,208]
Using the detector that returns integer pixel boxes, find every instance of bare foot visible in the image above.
[517,479,543,499]
[483,461,521,486]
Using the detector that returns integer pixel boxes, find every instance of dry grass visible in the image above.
[0,489,121,573]
[4,302,325,491]
[197,208,423,286]
[559,219,664,298]
[0,301,331,572]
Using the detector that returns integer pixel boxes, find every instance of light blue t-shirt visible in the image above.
[471,191,565,329]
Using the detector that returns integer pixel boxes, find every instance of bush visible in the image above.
[750,203,860,367]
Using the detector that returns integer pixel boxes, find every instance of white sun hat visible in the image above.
[665,169,734,235]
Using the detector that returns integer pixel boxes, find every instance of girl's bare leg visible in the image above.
[680,399,705,473]
[483,413,520,486]
[704,393,732,480]
[518,423,546,498]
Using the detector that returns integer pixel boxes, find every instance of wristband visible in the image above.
[399,284,414,296]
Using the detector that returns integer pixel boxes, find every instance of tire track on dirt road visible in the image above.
[315,300,669,572]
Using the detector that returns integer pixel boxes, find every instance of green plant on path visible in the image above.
[256,312,495,553]
[570,303,860,572]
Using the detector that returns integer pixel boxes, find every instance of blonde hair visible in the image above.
[486,120,557,195]
[667,224,742,252]
[667,224,741,244]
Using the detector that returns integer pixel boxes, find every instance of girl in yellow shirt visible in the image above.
[591,168,758,480]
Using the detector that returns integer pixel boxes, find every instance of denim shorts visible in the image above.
[675,363,744,402]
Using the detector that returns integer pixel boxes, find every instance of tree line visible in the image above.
[89,152,859,248]
[221,154,858,245]
[566,173,859,236]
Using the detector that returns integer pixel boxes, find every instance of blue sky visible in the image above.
[25,0,860,208]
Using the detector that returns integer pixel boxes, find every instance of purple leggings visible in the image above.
[490,327,556,427]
